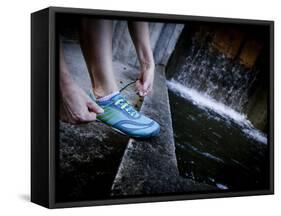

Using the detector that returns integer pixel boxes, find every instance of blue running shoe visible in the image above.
[95,93,160,138]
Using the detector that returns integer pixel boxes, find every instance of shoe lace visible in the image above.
[114,98,137,117]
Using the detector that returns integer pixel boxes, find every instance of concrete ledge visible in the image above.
[111,66,213,196]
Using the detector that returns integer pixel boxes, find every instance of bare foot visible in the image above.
[60,80,104,124]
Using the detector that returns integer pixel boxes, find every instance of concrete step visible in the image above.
[111,65,213,196]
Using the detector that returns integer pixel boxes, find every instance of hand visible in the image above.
[136,61,155,97]
[60,81,104,124]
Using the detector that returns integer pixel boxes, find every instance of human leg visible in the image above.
[80,19,119,98]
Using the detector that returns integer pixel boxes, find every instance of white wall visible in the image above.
[0,0,279,215]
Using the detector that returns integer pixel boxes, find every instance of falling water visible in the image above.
[167,80,267,144]
[174,31,261,113]
[168,31,267,144]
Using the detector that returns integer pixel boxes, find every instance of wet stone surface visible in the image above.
[58,121,129,202]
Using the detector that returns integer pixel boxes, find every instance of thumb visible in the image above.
[136,79,146,96]
[87,101,104,114]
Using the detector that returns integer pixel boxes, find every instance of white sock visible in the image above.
[96,91,119,102]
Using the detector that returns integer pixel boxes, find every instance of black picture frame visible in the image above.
[31,6,274,209]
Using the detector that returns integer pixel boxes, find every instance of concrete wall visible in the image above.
[212,27,263,69]
[112,21,184,67]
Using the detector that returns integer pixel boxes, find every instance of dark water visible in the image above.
[168,86,269,191]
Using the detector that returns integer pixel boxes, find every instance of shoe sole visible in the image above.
[96,119,160,139]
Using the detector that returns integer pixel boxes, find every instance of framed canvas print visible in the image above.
[31,6,274,208]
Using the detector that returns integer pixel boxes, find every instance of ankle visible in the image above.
[96,91,119,102]
[93,86,119,99]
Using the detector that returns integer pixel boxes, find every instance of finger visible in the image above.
[82,112,97,122]
[146,84,152,94]
[142,80,149,92]
[136,80,143,91]
[136,80,145,96]
[87,101,104,114]
[141,81,152,96]
[139,90,145,97]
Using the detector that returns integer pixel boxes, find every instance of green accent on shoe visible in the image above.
[95,93,160,138]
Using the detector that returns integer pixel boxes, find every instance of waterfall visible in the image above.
[173,32,260,113]
[167,80,267,144]
[167,30,267,144]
